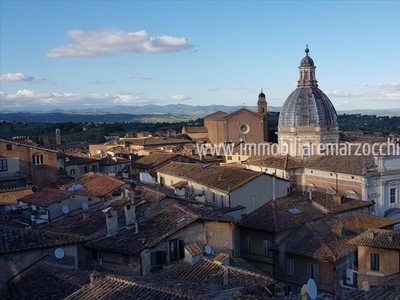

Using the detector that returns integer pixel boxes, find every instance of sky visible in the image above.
[1,1,399,112]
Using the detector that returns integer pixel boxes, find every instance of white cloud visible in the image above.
[46,28,193,58]
[376,82,400,90]
[325,90,361,98]
[325,89,400,101]
[170,94,192,101]
[0,72,47,83]
[0,89,158,108]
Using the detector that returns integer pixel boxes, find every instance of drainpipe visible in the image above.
[7,254,49,299]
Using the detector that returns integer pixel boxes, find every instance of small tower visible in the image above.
[55,129,61,145]
[257,88,268,142]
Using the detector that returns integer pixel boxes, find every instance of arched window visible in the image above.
[32,153,44,165]
[346,190,359,200]
[307,183,317,192]
[325,186,336,195]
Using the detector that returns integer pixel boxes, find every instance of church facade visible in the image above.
[183,92,268,144]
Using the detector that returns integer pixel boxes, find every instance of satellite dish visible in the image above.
[205,245,212,255]
[102,207,111,213]
[32,186,38,193]
[128,191,134,198]
[307,278,317,300]
[81,202,89,210]
[54,248,65,259]
[61,205,69,214]
[97,150,102,154]
[334,280,343,299]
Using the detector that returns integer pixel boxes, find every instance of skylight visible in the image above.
[287,208,302,215]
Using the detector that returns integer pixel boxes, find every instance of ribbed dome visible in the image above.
[278,47,338,129]
[278,88,338,128]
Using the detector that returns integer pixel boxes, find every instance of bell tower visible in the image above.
[257,88,268,142]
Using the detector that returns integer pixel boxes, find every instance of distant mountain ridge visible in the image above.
[1,104,400,117]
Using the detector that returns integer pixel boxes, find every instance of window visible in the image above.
[307,263,319,280]
[303,146,309,157]
[287,259,295,275]
[212,192,216,203]
[245,236,251,252]
[170,180,174,185]
[169,239,184,261]
[151,251,167,267]
[91,165,97,172]
[263,240,270,256]
[220,195,225,207]
[70,169,75,175]
[0,159,8,172]
[32,154,44,165]
[227,156,232,161]
[6,144,12,151]
[390,188,397,204]
[371,253,380,271]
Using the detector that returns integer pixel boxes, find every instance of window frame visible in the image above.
[371,253,380,271]
[287,258,295,275]
[0,159,8,172]
[390,187,397,204]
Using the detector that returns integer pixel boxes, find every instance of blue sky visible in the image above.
[1,1,399,112]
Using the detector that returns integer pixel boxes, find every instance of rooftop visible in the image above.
[270,214,399,262]
[65,275,202,300]
[239,192,326,233]
[348,229,400,250]
[157,162,264,193]
[132,153,180,169]
[0,187,34,206]
[0,225,88,254]
[18,187,70,206]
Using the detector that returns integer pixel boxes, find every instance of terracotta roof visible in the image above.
[343,274,400,300]
[12,265,89,300]
[270,221,357,262]
[132,153,178,169]
[239,192,325,233]
[0,225,88,254]
[0,139,58,153]
[270,214,399,262]
[150,256,275,291]
[18,187,69,206]
[204,111,227,121]
[80,174,126,197]
[245,154,377,176]
[184,126,208,133]
[348,229,400,250]
[65,153,100,166]
[213,252,230,263]
[157,162,264,193]
[310,192,373,214]
[185,243,203,256]
[0,187,34,206]
[172,180,188,188]
[65,275,201,300]
[144,137,190,146]
[86,204,199,255]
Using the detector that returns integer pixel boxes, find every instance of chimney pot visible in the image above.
[388,233,393,242]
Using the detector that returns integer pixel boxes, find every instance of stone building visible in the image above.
[183,91,268,144]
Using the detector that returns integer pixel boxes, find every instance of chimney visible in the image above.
[223,266,229,286]
[388,233,393,242]
[333,194,345,205]
[175,283,184,295]
[89,270,102,285]
[331,225,343,236]
[209,273,220,297]
[124,204,136,227]
[369,230,375,239]
[106,210,118,236]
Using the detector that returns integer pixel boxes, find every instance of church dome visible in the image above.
[278,47,338,129]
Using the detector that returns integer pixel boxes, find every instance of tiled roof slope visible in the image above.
[348,229,400,249]
[157,162,264,193]
[272,221,356,262]
[239,192,325,233]
[80,174,126,197]
[150,256,275,290]
[65,275,202,300]
[132,153,178,168]
[0,188,34,206]
[311,193,373,213]
[270,214,399,262]
[12,266,89,300]
[185,243,203,256]
[245,154,377,176]
[86,205,199,255]
[18,188,69,206]
[0,226,88,254]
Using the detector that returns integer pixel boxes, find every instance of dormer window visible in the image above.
[32,154,44,165]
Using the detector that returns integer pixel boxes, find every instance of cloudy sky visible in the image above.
[1,1,399,111]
